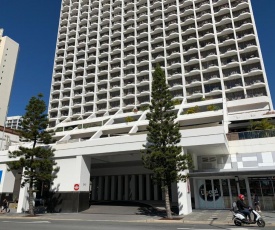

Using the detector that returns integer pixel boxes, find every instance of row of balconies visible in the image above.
[50,85,266,114]
[60,4,249,28]
[55,47,260,68]
[51,91,266,106]
[51,72,265,94]
[60,0,248,25]
[58,15,252,45]
[50,100,154,117]
[54,53,262,80]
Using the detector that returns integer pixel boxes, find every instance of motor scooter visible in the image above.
[232,202,265,227]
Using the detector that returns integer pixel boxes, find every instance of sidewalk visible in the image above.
[1,208,275,226]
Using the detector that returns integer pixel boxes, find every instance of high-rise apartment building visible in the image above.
[0,29,19,126]
[37,0,275,214]
[1,0,275,215]
[49,0,272,126]
[5,116,22,130]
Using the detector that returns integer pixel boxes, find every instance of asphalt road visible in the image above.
[0,219,272,230]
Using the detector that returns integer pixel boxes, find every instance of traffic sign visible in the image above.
[74,184,79,191]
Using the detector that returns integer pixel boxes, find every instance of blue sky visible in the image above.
[0,0,274,116]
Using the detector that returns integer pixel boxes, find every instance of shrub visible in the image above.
[125,116,135,123]
[182,105,200,114]
[172,99,181,105]
[140,105,149,111]
[207,105,220,111]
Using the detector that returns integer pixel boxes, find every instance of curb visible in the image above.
[0,214,274,226]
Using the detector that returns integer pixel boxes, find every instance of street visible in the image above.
[0,219,272,230]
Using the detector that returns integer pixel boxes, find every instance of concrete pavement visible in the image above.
[1,205,275,226]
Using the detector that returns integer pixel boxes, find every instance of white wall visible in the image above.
[229,137,275,154]
[0,163,15,193]
[0,36,19,126]
[0,130,20,151]
[52,157,79,192]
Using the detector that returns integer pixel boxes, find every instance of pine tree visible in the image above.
[142,64,193,219]
[8,94,59,216]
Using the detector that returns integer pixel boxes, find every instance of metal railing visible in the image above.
[227,129,275,141]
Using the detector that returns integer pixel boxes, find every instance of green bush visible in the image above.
[140,105,149,111]
[182,106,200,114]
[83,123,94,129]
[172,99,181,105]
[207,105,220,111]
[125,116,135,123]
[55,127,63,132]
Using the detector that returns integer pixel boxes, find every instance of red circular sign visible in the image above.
[74,184,79,191]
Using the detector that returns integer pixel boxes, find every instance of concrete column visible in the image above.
[154,184,159,200]
[138,174,143,200]
[177,148,192,215]
[17,182,29,213]
[130,175,136,200]
[194,179,199,209]
[177,178,192,215]
[171,182,178,203]
[161,182,165,201]
[98,176,103,200]
[104,176,109,200]
[245,177,252,206]
[124,175,129,200]
[111,175,116,200]
[146,174,151,200]
[75,155,91,192]
[91,177,97,200]
[117,175,122,200]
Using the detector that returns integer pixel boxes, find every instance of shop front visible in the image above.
[193,176,275,211]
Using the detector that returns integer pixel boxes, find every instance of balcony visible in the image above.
[227,129,275,141]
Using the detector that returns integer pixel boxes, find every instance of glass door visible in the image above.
[196,179,225,209]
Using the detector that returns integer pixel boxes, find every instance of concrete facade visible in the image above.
[5,116,22,130]
[0,29,19,126]
[0,0,275,215]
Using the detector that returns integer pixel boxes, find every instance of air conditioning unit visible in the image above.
[201,156,217,170]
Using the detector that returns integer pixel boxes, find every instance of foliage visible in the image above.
[64,125,76,131]
[140,105,150,111]
[172,99,181,106]
[125,116,135,123]
[249,118,275,131]
[55,127,63,132]
[8,94,59,216]
[183,105,200,114]
[207,104,220,111]
[142,64,193,218]
[83,123,95,129]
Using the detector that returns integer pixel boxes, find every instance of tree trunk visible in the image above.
[28,187,35,216]
[164,185,172,219]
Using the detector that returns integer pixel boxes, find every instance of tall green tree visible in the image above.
[142,64,193,219]
[8,94,59,216]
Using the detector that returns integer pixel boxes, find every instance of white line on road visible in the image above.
[177,228,258,230]
[2,220,51,224]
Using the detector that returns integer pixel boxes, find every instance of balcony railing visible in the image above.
[227,129,275,141]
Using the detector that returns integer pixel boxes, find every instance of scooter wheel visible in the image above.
[234,219,242,226]
[257,219,265,227]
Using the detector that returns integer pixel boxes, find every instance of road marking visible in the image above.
[177,228,258,230]
[2,220,51,224]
